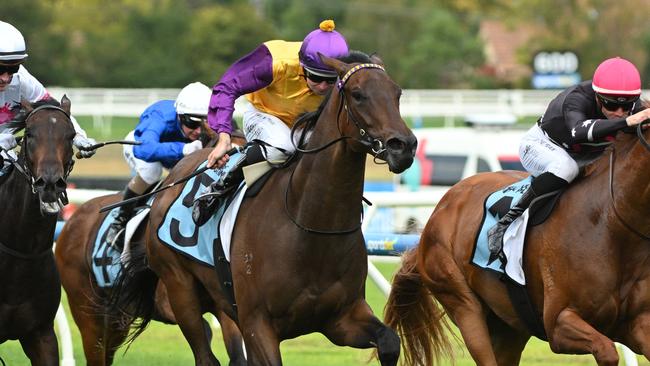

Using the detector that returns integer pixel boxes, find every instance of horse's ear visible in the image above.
[61,94,71,115]
[369,53,385,67]
[319,52,350,76]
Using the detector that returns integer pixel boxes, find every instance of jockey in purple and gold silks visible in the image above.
[192,20,349,225]
[206,19,349,168]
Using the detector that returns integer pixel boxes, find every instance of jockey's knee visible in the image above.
[130,171,159,192]
[548,158,579,183]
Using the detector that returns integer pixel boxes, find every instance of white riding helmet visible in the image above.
[0,21,28,62]
[175,82,211,116]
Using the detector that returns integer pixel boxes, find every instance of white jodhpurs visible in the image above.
[519,124,579,183]
[123,130,163,185]
[242,103,306,162]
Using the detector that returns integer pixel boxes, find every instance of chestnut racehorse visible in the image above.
[386,125,650,365]
[113,51,416,365]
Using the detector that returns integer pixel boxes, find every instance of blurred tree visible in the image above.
[400,7,484,88]
[184,3,278,86]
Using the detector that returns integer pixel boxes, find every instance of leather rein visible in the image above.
[608,122,650,240]
[284,63,387,235]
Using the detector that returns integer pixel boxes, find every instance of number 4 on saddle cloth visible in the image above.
[472,176,564,286]
[91,149,266,288]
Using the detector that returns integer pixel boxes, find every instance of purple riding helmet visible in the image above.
[299,20,349,77]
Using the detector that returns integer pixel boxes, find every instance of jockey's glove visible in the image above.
[73,135,98,158]
[182,140,203,156]
[0,133,17,152]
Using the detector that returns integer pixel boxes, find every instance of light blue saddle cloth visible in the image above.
[471,176,532,274]
[157,153,244,267]
[91,196,153,288]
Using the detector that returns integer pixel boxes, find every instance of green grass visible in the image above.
[1,262,646,365]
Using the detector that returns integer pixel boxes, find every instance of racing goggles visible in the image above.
[179,114,206,129]
[597,93,639,112]
[304,69,337,85]
[0,63,20,75]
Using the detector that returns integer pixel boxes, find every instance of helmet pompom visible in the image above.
[319,20,335,32]
[299,20,348,76]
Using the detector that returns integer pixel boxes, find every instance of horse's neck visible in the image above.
[290,102,367,227]
[0,170,55,250]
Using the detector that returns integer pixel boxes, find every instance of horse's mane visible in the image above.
[4,97,62,132]
[293,50,377,132]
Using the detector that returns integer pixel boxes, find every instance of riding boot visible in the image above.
[192,145,264,226]
[487,172,569,263]
[105,187,139,249]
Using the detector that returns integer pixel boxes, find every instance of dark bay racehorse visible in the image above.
[55,127,247,365]
[115,51,416,365]
[0,97,77,365]
[385,125,650,365]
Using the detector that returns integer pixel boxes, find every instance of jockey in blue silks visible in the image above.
[105,82,211,246]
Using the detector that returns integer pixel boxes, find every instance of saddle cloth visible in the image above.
[471,176,532,285]
[157,156,246,267]
[91,196,154,287]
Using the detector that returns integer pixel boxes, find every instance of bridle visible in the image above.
[7,104,75,202]
[292,63,388,159]
[285,63,388,235]
[607,122,650,240]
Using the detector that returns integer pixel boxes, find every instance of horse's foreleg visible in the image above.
[322,300,400,366]
[19,324,59,366]
[214,311,247,366]
[238,312,282,366]
[626,311,650,359]
[548,308,618,366]
[162,273,221,366]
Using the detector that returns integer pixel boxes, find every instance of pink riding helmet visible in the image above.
[592,57,642,96]
[299,20,349,77]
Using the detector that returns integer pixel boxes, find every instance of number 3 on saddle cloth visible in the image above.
[472,176,563,286]
[91,151,251,288]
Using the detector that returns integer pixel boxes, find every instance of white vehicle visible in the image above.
[390,125,528,232]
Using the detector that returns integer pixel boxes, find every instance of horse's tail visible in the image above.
[106,240,158,349]
[384,248,455,366]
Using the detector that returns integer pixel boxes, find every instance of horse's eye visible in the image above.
[351,90,365,102]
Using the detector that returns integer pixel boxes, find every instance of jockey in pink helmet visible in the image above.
[0,21,97,161]
[193,20,349,224]
[487,57,650,262]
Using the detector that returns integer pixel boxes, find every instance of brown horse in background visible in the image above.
[113,51,416,365]
[385,126,650,365]
[55,127,247,365]
[0,97,77,365]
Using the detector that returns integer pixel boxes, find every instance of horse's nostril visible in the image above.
[386,138,406,152]
[33,178,46,191]
[55,178,67,192]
